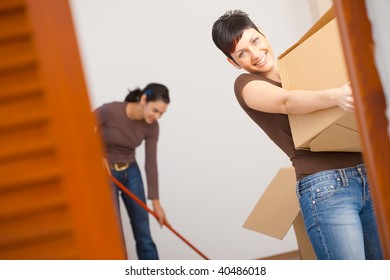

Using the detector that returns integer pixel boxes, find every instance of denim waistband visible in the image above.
[298,163,366,189]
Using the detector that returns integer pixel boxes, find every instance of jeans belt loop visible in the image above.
[113,162,129,171]
[338,168,348,187]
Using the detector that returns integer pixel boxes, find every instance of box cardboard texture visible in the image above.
[278,8,361,152]
[243,167,316,260]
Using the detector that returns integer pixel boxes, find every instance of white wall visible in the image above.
[69,0,316,260]
[365,0,390,136]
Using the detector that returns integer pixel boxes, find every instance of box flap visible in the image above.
[288,107,346,149]
[243,167,299,240]
[292,214,317,259]
[309,123,361,152]
[337,111,359,131]
[278,7,335,60]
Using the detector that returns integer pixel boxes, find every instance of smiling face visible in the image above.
[141,99,168,124]
[228,28,277,78]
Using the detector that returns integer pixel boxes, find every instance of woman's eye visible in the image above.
[238,51,246,58]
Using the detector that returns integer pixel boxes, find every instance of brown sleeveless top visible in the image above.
[234,73,362,180]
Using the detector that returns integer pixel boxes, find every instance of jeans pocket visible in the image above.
[311,178,341,203]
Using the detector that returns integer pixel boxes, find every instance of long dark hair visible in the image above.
[125,83,170,104]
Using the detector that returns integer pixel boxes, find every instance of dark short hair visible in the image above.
[212,10,261,60]
[125,83,170,104]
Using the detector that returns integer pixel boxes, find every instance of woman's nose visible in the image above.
[250,49,261,60]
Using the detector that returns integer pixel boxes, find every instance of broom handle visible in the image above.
[107,170,209,260]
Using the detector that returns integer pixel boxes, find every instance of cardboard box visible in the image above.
[278,8,361,152]
[243,167,316,260]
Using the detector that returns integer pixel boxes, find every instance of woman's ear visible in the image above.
[227,57,241,69]
[140,93,147,105]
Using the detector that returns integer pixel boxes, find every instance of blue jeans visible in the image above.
[111,161,159,260]
[296,164,383,260]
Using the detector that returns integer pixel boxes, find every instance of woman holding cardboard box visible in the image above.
[212,10,383,260]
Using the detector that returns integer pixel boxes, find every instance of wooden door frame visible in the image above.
[333,0,390,259]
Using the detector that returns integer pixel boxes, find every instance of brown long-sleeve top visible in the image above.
[94,102,159,199]
[234,73,362,180]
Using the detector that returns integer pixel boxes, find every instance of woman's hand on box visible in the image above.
[335,82,355,112]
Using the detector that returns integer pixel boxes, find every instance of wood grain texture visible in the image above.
[333,0,390,259]
[0,0,126,259]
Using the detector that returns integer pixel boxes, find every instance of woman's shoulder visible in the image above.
[104,101,126,108]
[144,121,159,140]
[234,73,281,95]
[235,73,277,87]
[150,121,159,131]
[234,73,262,98]
[99,101,126,113]
[235,73,263,92]
[94,102,127,121]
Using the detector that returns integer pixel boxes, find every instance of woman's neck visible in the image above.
[263,63,281,83]
[125,103,143,120]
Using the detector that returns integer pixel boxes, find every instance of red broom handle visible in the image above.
[108,173,210,260]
